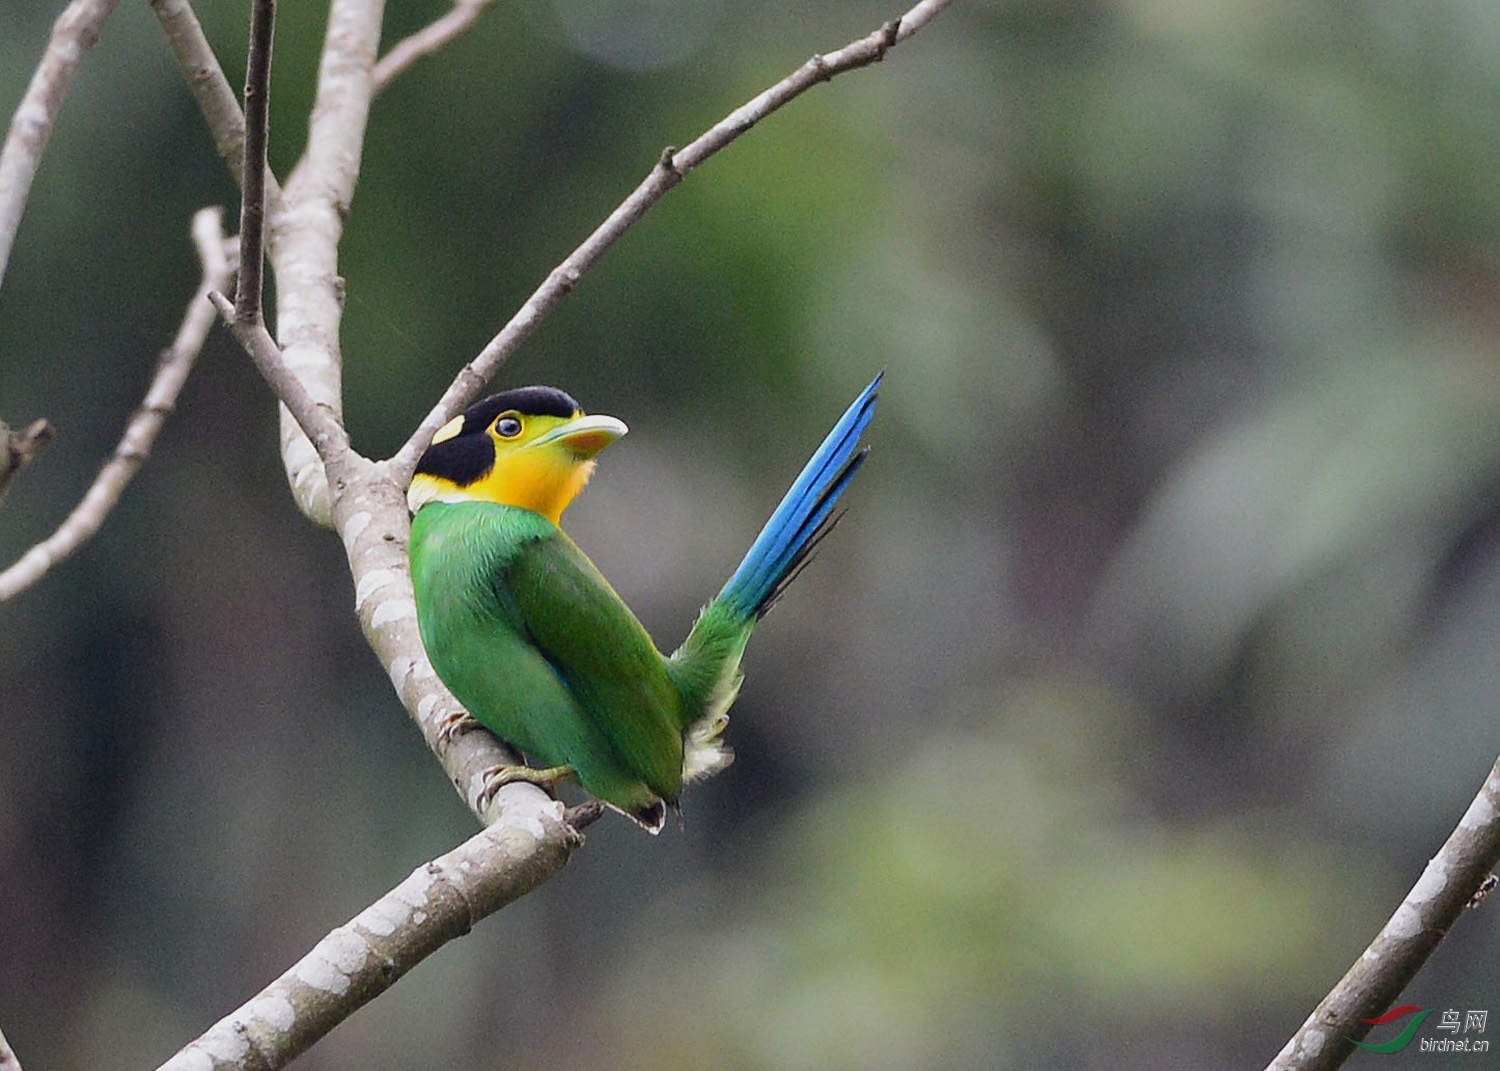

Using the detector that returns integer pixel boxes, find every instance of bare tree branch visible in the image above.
[147,0,283,209]
[372,0,499,93]
[0,207,233,603]
[234,0,275,327]
[154,798,586,1071]
[0,0,122,294]
[265,0,385,528]
[1268,754,1500,1071]
[205,0,380,521]
[389,0,956,481]
[206,0,352,474]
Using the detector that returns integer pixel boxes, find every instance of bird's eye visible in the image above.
[494,414,523,438]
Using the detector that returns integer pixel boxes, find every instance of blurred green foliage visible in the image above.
[3,0,1500,1069]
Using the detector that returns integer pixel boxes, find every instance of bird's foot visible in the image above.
[477,762,577,809]
[436,710,481,747]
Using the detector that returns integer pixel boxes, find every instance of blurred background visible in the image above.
[3,0,1500,1067]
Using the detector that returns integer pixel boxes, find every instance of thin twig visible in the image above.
[1268,754,1500,1071]
[147,0,283,209]
[372,0,498,93]
[235,0,275,325]
[0,208,234,603]
[154,800,586,1071]
[0,0,122,295]
[209,291,350,465]
[389,0,955,482]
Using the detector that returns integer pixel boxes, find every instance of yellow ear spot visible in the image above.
[431,414,465,445]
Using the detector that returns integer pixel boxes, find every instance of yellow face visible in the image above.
[409,405,628,524]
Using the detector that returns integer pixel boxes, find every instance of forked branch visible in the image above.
[208,0,349,468]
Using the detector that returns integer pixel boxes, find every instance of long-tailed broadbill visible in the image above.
[407,375,880,831]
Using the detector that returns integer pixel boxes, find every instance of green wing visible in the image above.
[500,525,686,798]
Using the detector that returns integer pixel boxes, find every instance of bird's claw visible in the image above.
[477,762,577,810]
[436,710,481,747]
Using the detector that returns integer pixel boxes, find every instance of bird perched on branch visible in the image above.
[407,375,881,831]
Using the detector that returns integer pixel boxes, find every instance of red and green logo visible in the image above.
[1349,1005,1433,1054]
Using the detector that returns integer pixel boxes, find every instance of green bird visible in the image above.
[407,375,880,831]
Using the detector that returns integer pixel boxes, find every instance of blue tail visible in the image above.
[718,373,882,620]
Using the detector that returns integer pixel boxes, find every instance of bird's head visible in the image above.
[407,386,627,524]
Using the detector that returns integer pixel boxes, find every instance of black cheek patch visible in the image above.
[416,431,496,484]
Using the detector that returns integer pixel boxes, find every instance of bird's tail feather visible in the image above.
[667,374,880,743]
[717,372,882,621]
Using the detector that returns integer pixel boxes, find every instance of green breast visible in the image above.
[409,500,686,809]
